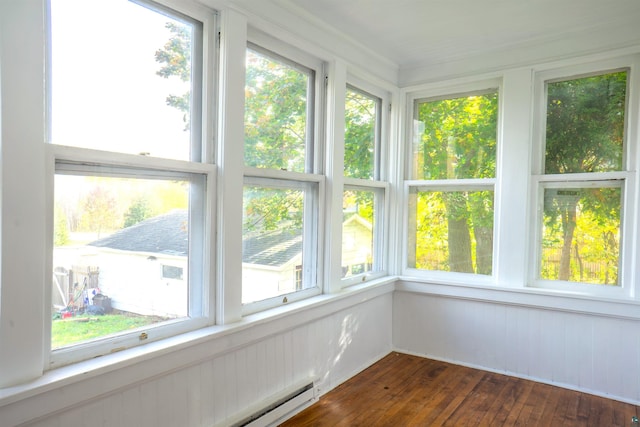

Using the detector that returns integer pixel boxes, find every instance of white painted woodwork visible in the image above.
[216,8,247,324]
[3,0,640,425]
[1,292,393,426]
[393,286,640,404]
[0,0,47,387]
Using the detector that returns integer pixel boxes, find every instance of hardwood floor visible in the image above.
[280,352,640,426]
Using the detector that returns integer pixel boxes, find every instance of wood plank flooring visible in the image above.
[280,352,640,426]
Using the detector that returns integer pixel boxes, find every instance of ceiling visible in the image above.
[273,0,640,73]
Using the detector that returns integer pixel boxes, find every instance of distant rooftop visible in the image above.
[89,210,189,256]
[89,210,303,267]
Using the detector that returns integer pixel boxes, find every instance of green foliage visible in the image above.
[123,197,153,228]
[413,91,498,274]
[244,50,308,172]
[343,190,374,223]
[155,22,192,130]
[54,204,70,246]
[416,92,497,180]
[545,72,626,174]
[541,188,620,285]
[243,186,303,233]
[79,186,119,237]
[345,89,377,179]
[52,313,162,349]
[542,71,626,283]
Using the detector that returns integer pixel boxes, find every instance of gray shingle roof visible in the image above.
[89,210,189,256]
[88,210,303,267]
[242,228,302,267]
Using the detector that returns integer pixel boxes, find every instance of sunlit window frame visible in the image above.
[241,30,326,315]
[529,57,640,298]
[44,0,217,368]
[341,82,389,287]
[402,81,501,285]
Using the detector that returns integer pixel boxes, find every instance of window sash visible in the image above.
[49,151,213,367]
[529,176,632,295]
[241,176,321,313]
[405,182,496,276]
[341,185,386,285]
[245,43,316,173]
[344,85,382,180]
[47,0,205,162]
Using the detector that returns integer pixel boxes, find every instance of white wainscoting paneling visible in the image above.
[393,289,640,404]
[3,291,392,427]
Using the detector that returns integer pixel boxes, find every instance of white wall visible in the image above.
[393,284,640,404]
[1,288,393,426]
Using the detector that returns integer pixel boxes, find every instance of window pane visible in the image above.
[52,174,192,349]
[342,189,375,278]
[545,71,627,174]
[245,48,311,172]
[244,50,311,172]
[50,0,197,160]
[345,88,378,179]
[242,184,315,303]
[408,189,494,274]
[540,187,621,285]
[412,91,498,180]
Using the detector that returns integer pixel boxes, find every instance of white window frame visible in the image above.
[44,0,218,368]
[241,30,326,315]
[341,183,388,286]
[341,81,390,287]
[402,80,502,284]
[529,56,640,299]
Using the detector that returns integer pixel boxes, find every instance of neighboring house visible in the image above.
[242,227,303,303]
[86,210,189,318]
[341,213,374,277]
[58,210,374,314]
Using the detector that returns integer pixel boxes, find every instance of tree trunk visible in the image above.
[474,225,493,275]
[559,202,577,281]
[448,216,473,273]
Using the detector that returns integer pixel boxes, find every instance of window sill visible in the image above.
[397,277,640,321]
[0,277,395,417]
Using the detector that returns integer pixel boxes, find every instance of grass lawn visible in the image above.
[52,313,162,349]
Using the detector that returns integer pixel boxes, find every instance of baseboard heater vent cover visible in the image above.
[231,382,317,427]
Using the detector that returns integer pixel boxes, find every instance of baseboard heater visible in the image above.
[229,381,318,427]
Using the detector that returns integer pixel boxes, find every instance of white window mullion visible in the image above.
[0,0,47,387]
[216,9,247,324]
[326,61,347,292]
[494,68,533,287]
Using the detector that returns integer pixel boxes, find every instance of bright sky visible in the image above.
[50,0,192,160]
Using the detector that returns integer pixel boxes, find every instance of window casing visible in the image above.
[404,84,499,282]
[242,34,325,314]
[46,0,216,367]
[530,58,639,298]
[342,84,388,286]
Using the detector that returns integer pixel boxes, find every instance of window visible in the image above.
[406,88,498,276]
[48,0,214,366]
[162,265,185,281]
[342,86,387,284]
[49,0,203,161]
[242,41,323,310]
[532,67,630,293]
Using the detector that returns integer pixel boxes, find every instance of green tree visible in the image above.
[543,71,626,282]
[244,50,308,173]
[344,89,376,180]
[155,22,192,130]
[79,186,118,238]
[54,204,70,246]
[123,197,153,228]
[415,92,498,274]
